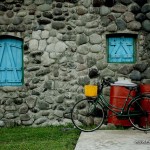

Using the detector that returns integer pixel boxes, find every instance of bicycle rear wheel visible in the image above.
[71,98,105,132]
[128,95,150,131]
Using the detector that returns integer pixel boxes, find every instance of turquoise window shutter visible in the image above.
[108,37,135,63]
[0,38,23,86]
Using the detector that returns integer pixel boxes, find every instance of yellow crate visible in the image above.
[84,85,98,97]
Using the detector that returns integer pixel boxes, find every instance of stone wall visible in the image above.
[0,0,150,127]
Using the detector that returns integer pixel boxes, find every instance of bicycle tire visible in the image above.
[128,95,150,131]
[71,98,105,132]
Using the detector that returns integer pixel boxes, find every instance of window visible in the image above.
[107,34,137,63]
[0,36,23,86]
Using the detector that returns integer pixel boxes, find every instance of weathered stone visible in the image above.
[142,68,150,79]
[106,23,117,32]
[141,3,150,13]
[12,17,23,25]
[5,105,16,111]
[76,34,88,45]
[111,4,127,13]
[38,101,49,110]
[76,6,88,15]
[19,104,28,114]
[55,41,68,53]
[24,0,33,5]
[22,118,34,125]
[32,90,40,96]
[41,51,51,66]
[0,121,5,127]
[89,34,101,44]
[56,95,64,103]
[20,114,30,121]
[133,0,147,6]
[26,96,37,108]
[87,57,97,68]
[100,6,110,16]
[36,68,50,76]
[41,30,49,39]
[118,65,133,75]
[135,13,146,22]
[52,21,65,29]
[0,113,3,119]
[142,20,150,32]
[34,117,47,125]
[53,16,65,21]
[17,11,27,17]
[44,80,54,90]
[78,76,90,86]
[86,21,99,28]
[0,4,7,11]
[5,113,17,119]
[0,16,10,25]
[146,12,150,19]
[32,78,40,84]
[76,54,85,64]
[6,10,14,18]
[45,0,53,4]
[27,66,40,71]
[82,0,91,8]
[53,8,62,15]
[29,39,39,51]
[127,21,141,31]
[39,40,47,51]
[35,0,45,5]
[129,70,141,81]
[37,4,51,11]
[77,44,89,55]
[76,64,87,71]
[123,12,134,22]
[76,20,86,26]
[96,61,108,70]
[101,16,111,27]
[90,45,101,53]
[54,110,63,118]
[120,0,132,5]
[43,11,53,19]
[38,18,51,24]
[101,68,115,77]
[142,79,150,84]
[129,3,141,14]
[116,18,127,30]
[14,98,23,105]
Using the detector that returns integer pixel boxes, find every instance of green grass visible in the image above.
[0,125,80,150]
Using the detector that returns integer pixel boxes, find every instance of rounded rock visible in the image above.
[141,3,150,13]
[142,20,150,32]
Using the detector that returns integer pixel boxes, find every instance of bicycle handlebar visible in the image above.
[102,77,115,86]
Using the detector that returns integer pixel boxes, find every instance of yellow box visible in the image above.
[84,85,98,97]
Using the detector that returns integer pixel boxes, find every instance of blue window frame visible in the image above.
[107,34,136,63]
[0,36,23,86]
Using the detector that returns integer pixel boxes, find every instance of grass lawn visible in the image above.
[0,125,80,150]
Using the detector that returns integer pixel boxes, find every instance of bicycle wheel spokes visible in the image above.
[71,99,105,132]
[128,96,150,131]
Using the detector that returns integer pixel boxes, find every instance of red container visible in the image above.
[108,85,136,126]
[139,98,150,127]
[140,84,150,94]
[139,84,150,127]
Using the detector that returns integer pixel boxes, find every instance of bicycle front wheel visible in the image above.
[71,98,105,132]
[128,95,150,131]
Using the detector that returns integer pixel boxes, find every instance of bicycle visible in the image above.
[71,77,150,132]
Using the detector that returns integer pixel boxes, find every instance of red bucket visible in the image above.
[139,84,150,127]
[140,84,150,94]
[108,85,136,126]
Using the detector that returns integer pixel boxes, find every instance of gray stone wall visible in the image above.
[0,0,150,127]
